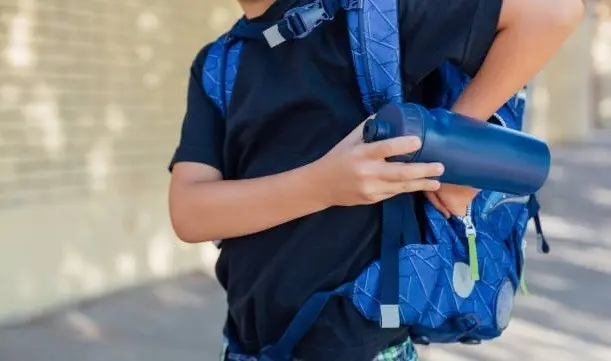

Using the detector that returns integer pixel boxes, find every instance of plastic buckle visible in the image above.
[285,0,332,39]
[263,0,331,48]
[341,0,364,10]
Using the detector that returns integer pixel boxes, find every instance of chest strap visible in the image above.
[229,0,363,48]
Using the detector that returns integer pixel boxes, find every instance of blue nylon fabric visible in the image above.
[202,36,243,118]
[346,0,403,114]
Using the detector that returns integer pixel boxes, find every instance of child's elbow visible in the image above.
[172,223,207,244]
[169,204,215,244]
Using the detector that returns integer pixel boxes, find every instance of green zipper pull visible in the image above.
[519,272,530,296]
[519,241,530,295]
[462,206,480,281]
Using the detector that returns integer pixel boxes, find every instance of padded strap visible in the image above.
[347,0,408,328]
[202,35,244,118]
[346,0,403,114]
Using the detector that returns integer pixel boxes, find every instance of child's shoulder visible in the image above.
[192,35,225,69]
[188,33,231,93]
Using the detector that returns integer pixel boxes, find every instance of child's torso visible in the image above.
[214,3,422,360]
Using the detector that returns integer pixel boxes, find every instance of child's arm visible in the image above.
[170,55,442,243]
[170,125,444,243]
[453,0,585,120]
[426,0,584,217]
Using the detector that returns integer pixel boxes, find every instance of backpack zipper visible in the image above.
[460,205,480,281]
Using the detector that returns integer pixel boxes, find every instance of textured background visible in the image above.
[0,0,239,323]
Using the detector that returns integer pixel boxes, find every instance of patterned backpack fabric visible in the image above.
[202,0,549,359]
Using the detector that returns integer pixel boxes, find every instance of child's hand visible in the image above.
[309,121,444,207]
[425,184,479,218]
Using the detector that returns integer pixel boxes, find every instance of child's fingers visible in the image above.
[358,135,422,159]
[382,179,441,195]
[377,162,444,183]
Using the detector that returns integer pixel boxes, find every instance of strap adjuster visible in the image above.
[341,0,364,10]
[380,304,401,328]
[263,0,332,48]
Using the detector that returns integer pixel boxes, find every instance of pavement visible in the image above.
[1,134,611,361]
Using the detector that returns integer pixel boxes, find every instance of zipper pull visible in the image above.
[462,206,480,281]
[533,213,550,254]
[527,196,550,254]
[519,274,530,296]
[519,240,530,296]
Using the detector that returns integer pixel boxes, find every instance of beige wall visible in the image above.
[0,0,601,324]
[0,0,240,324]
[593,1,611,128]
[528,4,596,143]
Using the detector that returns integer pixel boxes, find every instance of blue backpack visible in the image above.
[203,0,549,360]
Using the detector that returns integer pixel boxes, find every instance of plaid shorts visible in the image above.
[372,338,418,361]
[222,338,418,361]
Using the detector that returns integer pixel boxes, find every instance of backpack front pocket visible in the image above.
[352,243,451,326]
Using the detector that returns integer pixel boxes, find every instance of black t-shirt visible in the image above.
[169,0,501,360]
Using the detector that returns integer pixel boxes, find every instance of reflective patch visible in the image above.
[496,279,515,331]
[453,262,476,298]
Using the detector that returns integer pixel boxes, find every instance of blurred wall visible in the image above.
[593,1,611,128]
[528,3,596,143]
[0,0,240,324]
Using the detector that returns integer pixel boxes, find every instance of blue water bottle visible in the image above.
[363,103,551,196]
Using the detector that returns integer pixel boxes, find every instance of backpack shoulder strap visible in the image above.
[345,0,404,114]
[436,61,530,131]
[201,33,243,249]
[346,0,409,329]
[202,33,244,118]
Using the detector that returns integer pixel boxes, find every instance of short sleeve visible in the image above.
[168,46,225,173]
[398,0,502,84]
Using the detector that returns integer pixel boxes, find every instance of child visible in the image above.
[168,0,584,360]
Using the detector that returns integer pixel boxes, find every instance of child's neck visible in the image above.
[239,0,277,19]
